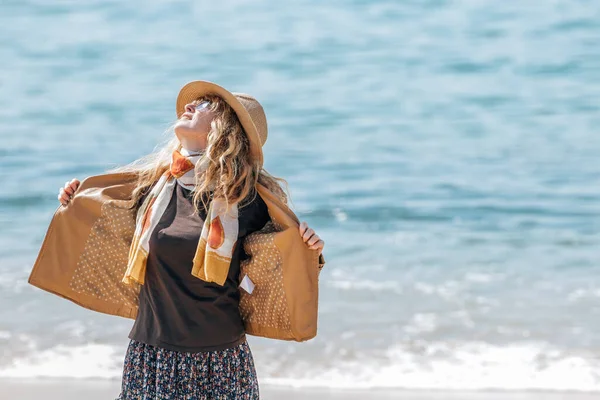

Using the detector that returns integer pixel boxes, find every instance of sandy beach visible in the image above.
[0,379,598,400]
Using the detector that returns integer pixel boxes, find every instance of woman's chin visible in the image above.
[174,119,191,132]
[173,122,199,140]
[174,127,208,151]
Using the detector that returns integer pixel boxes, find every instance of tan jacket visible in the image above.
[27,172,325,342]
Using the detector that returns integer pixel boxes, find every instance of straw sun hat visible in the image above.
[176,80,268,167]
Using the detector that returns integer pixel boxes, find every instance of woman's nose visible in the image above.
[185,103,195,113]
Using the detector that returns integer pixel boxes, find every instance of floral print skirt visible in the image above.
[115,339,259,400]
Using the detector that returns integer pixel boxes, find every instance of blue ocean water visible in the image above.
[1,0,600,391]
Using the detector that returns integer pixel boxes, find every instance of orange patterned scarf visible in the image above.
[122,147,239,287]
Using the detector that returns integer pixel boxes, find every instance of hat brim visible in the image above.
[176,80,263,167]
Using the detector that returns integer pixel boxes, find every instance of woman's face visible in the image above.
[174,99,216,152]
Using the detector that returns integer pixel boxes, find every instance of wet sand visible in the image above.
[0,378,597,400]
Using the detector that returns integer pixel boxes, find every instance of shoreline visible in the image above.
[0,378,598,400]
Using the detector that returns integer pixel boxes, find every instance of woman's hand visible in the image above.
[58,178,80,206]
[299,221,324,256]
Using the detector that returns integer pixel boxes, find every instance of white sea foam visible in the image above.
[403,313,438,334]
[260,341,600,391]
[414,281,462,299]
[327,279,402,294]
[0,343,122,379]
[1,340,599,391]
[332,207,348,222]
[567,288,600,302]
[0,273,28,293]
[464,271,504,283]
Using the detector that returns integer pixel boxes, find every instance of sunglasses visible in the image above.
[194,100,211,111]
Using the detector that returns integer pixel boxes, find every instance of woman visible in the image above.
[56,81,325,399]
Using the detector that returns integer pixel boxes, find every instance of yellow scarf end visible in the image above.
[122,250,148,286]
[121,275,144,287]
[191,249,230,286]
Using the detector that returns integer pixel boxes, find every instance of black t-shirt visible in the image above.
[128,183,271,352]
